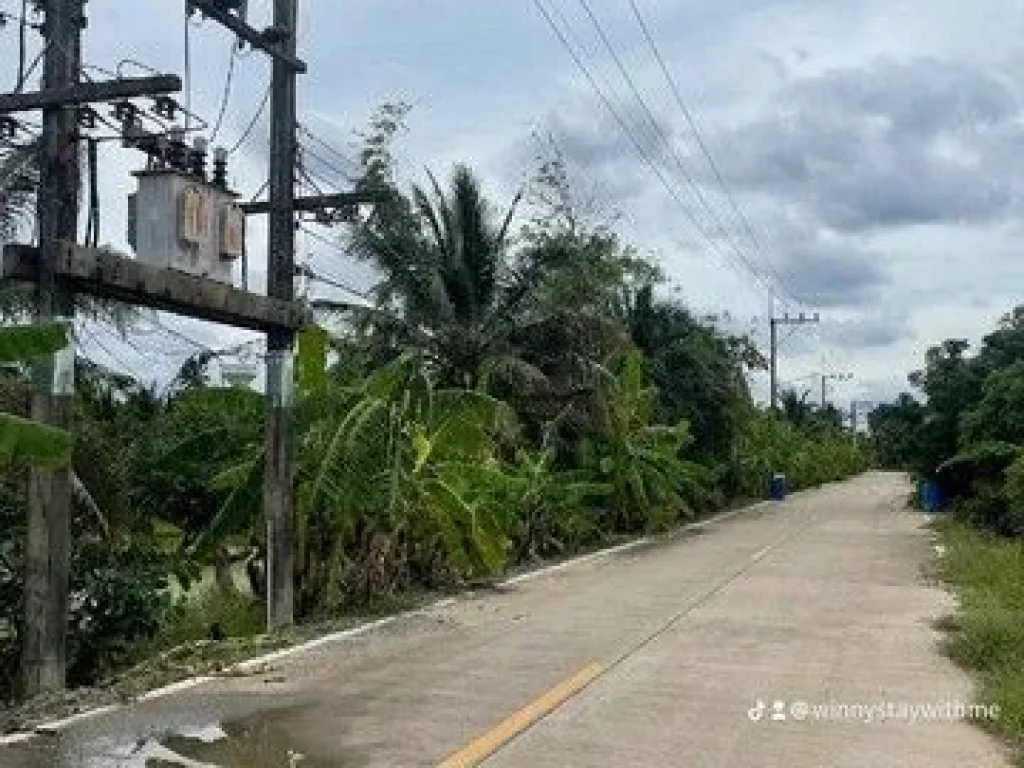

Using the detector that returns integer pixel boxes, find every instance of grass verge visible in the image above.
[934,518,1024,761]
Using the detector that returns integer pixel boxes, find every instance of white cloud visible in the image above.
[16,0,1020,404]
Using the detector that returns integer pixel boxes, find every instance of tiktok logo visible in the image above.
[748,699,766,722]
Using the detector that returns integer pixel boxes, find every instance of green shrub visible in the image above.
[938,443,1024,535]
[730,410,868,498]
[1001,456,1024,537]
[66,536,172,686]
[937,441,1021,499]
[0,514,173,696]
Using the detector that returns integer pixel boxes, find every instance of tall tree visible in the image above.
[622,284,759,460]
[908,339,983,475]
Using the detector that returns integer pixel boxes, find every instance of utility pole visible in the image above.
[820,372,852,409]
[770,317,777,413]
[22,0,83,695]
[264,0,300,629]
[4,0,319,689]
[769,312,820,411]
[189,0,376,631]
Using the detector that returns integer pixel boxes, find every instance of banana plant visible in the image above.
[589,348,714,531]
[0,322,72,465]
[197,329,525,611]
[502,444,611,560]
[295,352,520,593]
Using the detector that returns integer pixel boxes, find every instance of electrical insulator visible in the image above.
[212,147,229,189]
[153,96,178,122]
[0,117,17,140]
[190,137,209,181]
[112,100,138,127]
[150,132,169,169]
[167,127,188,173]
[77,106,97,130]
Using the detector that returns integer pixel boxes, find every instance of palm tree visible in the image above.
[779,389,815,428]
[348,163,537,388]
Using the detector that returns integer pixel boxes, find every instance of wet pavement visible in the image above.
[1,694,317,767]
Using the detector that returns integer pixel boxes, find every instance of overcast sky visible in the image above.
[12,0,1024,408]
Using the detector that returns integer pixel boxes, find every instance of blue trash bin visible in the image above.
[769,473,788,501]
[920,480,944,513]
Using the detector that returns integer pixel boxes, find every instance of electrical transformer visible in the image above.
[127,146,245,285]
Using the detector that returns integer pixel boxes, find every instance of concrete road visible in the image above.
[1,472,1010,766]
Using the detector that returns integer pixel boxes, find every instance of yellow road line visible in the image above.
[438,662,605,768]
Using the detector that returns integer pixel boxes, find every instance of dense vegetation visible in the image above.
[870,308,1024,755]
[870,307,1024,534]
[0,106,867,700]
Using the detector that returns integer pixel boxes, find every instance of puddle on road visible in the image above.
[65,711,328,768]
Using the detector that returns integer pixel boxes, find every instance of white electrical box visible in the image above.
[127,169,244,285]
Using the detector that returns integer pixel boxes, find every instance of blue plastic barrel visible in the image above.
[769,473,789,501]
[920,480,944,513]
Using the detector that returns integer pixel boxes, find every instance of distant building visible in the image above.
[219,361,258,390]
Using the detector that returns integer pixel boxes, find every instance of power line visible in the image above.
[297,224,375,302]
[530,0,779,304]
[576,0,800,313]
[304,265,374,303]
[575,0,780,296]
[299,124,357,173]
[148,315,207,351]
[78,323,153,382]
[298,140,356,186]
[148,315,265,359]
[535,0,776,304]
[297,222,341,254]
[295,149,334,194]
[249,177,269,201]
[0,5,47,93]
[626,0,800,309]
[226,85,270,155]
[14,47,43,92]
[208,42,238,144]
[297,162,328,199]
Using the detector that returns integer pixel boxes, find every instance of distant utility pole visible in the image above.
[820,372,852,409]
[265,0,300,630]
[769,312,820,411]
[22,0,83,696]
